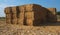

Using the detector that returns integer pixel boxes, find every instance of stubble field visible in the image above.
[0,16,60,35]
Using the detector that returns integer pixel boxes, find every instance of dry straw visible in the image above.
[4,4,57,26]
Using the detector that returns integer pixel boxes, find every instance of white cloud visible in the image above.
[0,4,16,17]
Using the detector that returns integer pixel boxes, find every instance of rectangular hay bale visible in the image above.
[47,8,57,22]
[6,19,11,24]
[6,14,11,19]
[12,13,17,19]
[4,7,12,14]
[17,11,24,25]
[11,7,17,13]
[18,18,24,25]
[25,11,34,26]
[11,19,17,24]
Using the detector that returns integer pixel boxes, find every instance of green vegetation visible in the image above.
[0,17,5,19]
[57,11,60,15]
[0,17,5,21]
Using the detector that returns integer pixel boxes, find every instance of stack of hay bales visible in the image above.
[24,4,47,26]
[11,7,17,24]
[4,4,57,26]
[4,4,47,26]
[5,7,18,24]
[4,7,12,24]
[47,8,57,22]
[17,6,25,25]
[25,4,34,25]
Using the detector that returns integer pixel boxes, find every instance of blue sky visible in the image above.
[0,0,60,17]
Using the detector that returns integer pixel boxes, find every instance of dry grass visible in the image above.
[0,17,60,35]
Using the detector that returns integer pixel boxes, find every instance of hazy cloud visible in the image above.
[0,4,16,17]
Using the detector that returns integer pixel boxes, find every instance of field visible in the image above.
[0,16,60,35]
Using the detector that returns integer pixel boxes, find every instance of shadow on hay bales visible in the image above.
[33,7,58,26]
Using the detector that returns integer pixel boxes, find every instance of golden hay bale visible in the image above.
[47,8,56,15]
[25,4,42,11]
[6,14,11,19]
[19,6,25,12]
[17,12,24,25]
[6,19,11,24]
[25,4,33,11]
[25,11,34,20]
[11,7,17,14]
[18,18,24,25]
[4,7,12,14]
[11,19,17,24]
[26,19,33,26]
[11,13,17,19]
[47,8,57,22]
